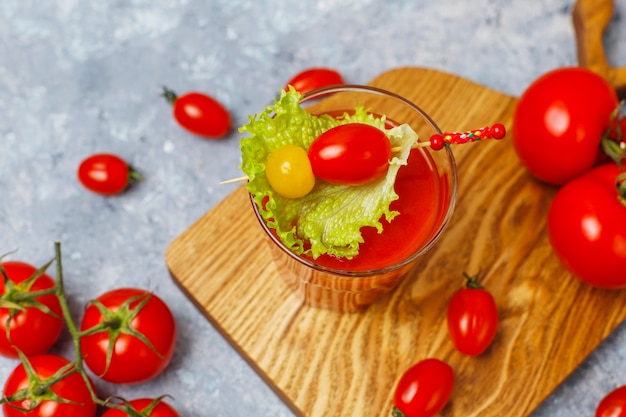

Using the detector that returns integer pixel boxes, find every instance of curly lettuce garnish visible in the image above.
[239,88,417,259]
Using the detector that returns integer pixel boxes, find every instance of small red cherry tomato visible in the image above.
[547,163,626,289]
[446,272,499,356]
[0,261,64,358]
[162,87,231,138]
[596,385,626,417]
[101,398,182,417]
[78,153,141,195]
[513,67,618,185]
[308,123,391,186]
[393,358,454,417]
[285,68,344,94]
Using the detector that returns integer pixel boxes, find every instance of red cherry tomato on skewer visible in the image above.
[308,123,392,186]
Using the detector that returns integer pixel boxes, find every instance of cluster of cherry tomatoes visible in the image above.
[392,271,499,417]
[76,68,345,197]
[0,246,179,417]
[512,67,626,416]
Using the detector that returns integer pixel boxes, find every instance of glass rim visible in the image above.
[251,84,459,278]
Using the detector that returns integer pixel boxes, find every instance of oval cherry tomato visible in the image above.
[446,272,498,356]
[547,163,626,289]
[308,123,391,186]
[162,87,231,138]
[78,153,141,195]
[285,67,344,94]
[2,354,97,417]
[596,385,626,417]
[393,358,454,417]
[79,288,177,384]
[513,67,618,185]
[265,145,315,199]
[101,398,182,417]
[0,261,63,358]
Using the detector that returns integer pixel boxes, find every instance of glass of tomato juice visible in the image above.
[250,85,458,312]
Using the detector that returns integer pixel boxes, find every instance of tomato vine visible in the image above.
[0,242,177,416]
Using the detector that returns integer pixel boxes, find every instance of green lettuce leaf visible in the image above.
[239,89,417,259]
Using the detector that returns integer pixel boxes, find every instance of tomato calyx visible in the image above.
[1,351,81,412]
[391,407,407,417]
[601,101,626,206]
[161,86,178,106]
[104,395,173,417]
[0,257,61,329]
[463,269,484,290]
[79,293,164,377]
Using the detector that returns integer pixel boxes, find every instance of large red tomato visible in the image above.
[0,261,63,358]
[2,354,97,417]
[513,67,618,185]
[79,288,176,384]
[547,163,626,288]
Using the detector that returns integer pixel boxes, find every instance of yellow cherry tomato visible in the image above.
[265,145,315,199]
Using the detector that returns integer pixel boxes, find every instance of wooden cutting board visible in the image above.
[165,67,626,417]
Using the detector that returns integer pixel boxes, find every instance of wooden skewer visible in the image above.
[218,141,429,185]
[219,123,506,185]
[219,175,249,184]
[390,141,430,153]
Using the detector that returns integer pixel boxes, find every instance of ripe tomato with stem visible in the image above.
[0,260,64,358]
[162,87,231,138]
[513,67,618,185]
[2,354,97,417]
[392,358,454,417]
[79,288,177,384]
[547,162,626,289]
[78,153,142,195]
[101,397,182,417]
[446,270,499,356]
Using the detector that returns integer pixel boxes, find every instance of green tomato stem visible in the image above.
[161,86,178,106]
[391,407,407,417]
[463,269,484,290]
[52,242,105,405]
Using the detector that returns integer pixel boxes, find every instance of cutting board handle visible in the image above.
[573,0,626,98]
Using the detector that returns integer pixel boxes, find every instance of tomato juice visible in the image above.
[250,85,458,311]
[303,146,448,272]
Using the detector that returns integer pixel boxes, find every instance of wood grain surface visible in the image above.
[165,67,626,417]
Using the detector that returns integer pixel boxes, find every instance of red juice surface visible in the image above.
[302,147,448,272]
